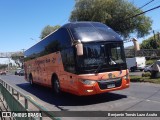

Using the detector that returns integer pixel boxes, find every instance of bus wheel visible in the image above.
[130,67,135,72]
[29,75,34,86]
[53,78,61,95]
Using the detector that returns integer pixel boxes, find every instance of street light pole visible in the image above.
[21,49,25,69]
[8,57,10,71]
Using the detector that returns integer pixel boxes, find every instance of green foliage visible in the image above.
[70,0,152,38]
[146,59,156,65]
[130,75,160,84]
[40,25,61,39]
[0,64,8,70]
[140,34,160,49]
[142,72,151,77]
[11,52,24,67]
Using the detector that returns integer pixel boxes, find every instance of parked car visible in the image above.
[0,71,6,75]
[19,69,24,76]
[144,64,153,72]
[126,57,146,72]
[15,69,22,75]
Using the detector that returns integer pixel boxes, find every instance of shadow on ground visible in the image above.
[17,83,127,110]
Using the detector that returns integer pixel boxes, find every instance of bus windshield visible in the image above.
[77,42,127,74]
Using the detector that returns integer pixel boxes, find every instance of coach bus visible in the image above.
[24,22,130,96]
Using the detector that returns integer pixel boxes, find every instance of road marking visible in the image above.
[146,99,160,104]
[129,96,160,104]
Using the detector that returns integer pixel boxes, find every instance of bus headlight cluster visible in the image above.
[80,79,96,85]
[123,74,129,80]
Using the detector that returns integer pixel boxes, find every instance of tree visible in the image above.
[40,25,61,39]
[141,33,160,49]
[70,0,152,38]
[0,64,8,70]
[11,52,24,68]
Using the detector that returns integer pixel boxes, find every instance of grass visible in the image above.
[130,75,160,84]
[146,59,156,65]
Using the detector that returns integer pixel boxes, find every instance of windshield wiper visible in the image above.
[95,63,104,74]
[109,57,117,65]
[109,57,123,70]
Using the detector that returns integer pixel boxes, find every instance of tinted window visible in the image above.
[61,47,76,73]
[76,42,127,74]
[25,28,71,60]
[91,22,121,41]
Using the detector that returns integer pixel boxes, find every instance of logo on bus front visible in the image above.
[108,73,116,79]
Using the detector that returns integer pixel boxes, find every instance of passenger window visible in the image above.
[61,48,76,73]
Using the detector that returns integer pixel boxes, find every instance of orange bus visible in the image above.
[24,22,130,96]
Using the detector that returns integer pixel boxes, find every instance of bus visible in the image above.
[24,22,130,96]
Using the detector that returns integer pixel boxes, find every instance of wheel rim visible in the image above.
[54,79,60,94]
[30,77,33,85]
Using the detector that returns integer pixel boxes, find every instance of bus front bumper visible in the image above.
[77,78,130,96]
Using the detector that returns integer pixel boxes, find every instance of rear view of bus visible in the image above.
[24,22,130,96]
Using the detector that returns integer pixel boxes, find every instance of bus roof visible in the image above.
[25,22,123,57]
[62,21,122,42]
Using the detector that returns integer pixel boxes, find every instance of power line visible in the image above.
[119,4,160,32]
[139,0,160,11]
[114,3,160,33]
[124,0,155,20]
[117,1,160,43]
[125,4,160,20]
[137,0,155,11]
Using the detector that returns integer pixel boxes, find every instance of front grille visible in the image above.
[98,78,122,90]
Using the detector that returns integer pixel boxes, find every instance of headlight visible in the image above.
[123,74,129,80]
[80,79,96,85]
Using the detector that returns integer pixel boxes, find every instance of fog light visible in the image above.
[123,74,129,80]
[86,90,93,92]
[123,74,130,83]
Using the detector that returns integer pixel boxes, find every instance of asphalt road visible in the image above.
[0,74,160,120]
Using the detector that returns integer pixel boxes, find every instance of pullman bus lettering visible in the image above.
[24,22,130,96]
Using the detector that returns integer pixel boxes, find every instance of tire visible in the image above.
[53,77,61,95]
[29,75,34,86]
[130,67,135,72]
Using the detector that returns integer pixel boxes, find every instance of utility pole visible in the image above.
[153,30,156,40]
[8,57,10,71]
[158,32,160,40]
[153,30,157,49]
[21,49,25,69]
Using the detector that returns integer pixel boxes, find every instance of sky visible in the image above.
[0,0,160,54]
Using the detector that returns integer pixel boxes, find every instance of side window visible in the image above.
[61,48,76,73]
[57,28,72,49]
[25,28,72,60]
[41,28,72,55]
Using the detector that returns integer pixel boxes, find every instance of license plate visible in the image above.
[107,84,115,88]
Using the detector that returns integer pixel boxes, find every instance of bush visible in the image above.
[142,72,151,77]
[130,75,160,84]
[146,59,156,65]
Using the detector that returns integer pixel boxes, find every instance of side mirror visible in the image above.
[76,43,83,56]
[132,38,140,51]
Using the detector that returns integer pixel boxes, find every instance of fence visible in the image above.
[125,49,160,58]
[0,79,60,120]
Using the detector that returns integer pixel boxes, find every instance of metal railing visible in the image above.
[125,49,160,58]
[0,79,60,120]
